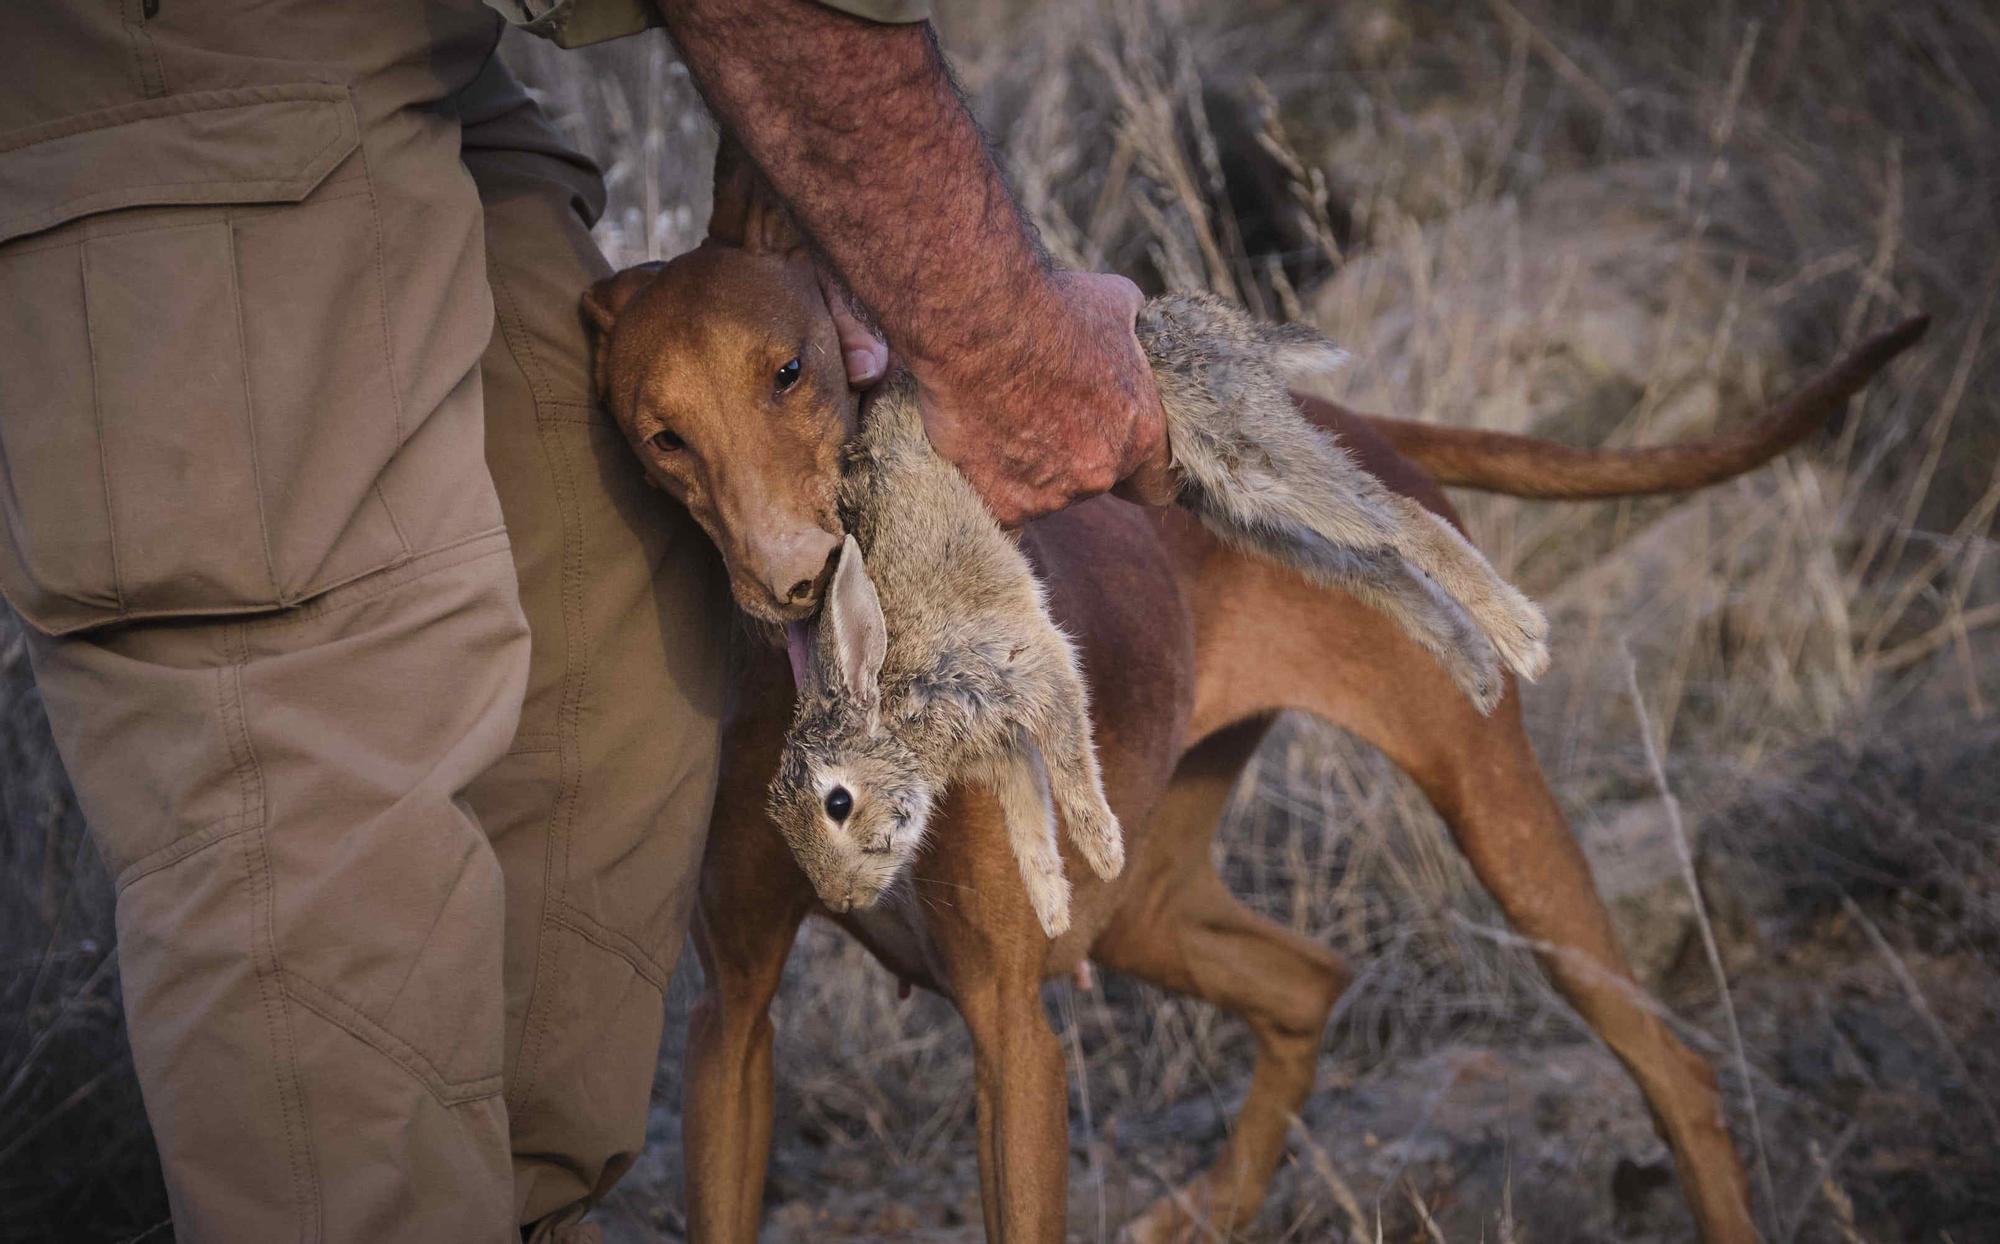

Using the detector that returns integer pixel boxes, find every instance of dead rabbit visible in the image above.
[768,291,1549,936]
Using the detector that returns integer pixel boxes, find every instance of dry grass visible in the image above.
[4,2,1997,1241]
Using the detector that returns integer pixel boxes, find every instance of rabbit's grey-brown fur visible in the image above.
[770,293,1548,934]
[769,384,1122,938]
[1142,293,1547,708]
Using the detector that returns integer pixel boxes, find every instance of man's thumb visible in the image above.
[818,269,888,388]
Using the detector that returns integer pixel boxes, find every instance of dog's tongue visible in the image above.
[785,622,812,690]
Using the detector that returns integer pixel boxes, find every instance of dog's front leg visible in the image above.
[683,678,813,1243]
[958,960,1070,1244]
[682,859,810,1242]
[920,784,1071,1243]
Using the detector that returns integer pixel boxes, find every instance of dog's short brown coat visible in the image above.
[585,140,1924,1244]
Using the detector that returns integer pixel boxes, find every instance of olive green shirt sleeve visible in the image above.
[485,0,931,50]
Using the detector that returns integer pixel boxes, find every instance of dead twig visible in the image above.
[1626,654,1778,1236]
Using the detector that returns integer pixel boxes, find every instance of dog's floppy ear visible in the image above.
[824,535,887,717]
[583,261,667,336]
[706,133,803,256]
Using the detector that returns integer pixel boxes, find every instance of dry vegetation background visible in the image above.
[4,0,1998,1240]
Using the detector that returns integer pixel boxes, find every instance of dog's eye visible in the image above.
[647,427,684,453]
[823,785,853,823]
[774,357,801,393]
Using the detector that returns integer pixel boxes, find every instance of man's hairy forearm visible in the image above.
[656,0,1168,522]
[657,0,1057,393]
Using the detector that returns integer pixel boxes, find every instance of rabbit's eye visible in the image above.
[823,785,853,822]
[648,427,684,453]
[774,357,801,393]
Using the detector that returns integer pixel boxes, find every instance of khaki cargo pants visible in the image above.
[0,4,725,1239]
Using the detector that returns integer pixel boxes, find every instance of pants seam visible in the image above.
[371,478,413,556]
[3,195,362,265]
[221,632,322,1241]
[548,902,669,994]
[489,264,593,1128]
[506,730,562,755]
[77,242,127,611]
[537,396,602,426]
[224,217,285,601]
[489,255,558,409]
[114,810,260,891]
[119,0,167,98]
[357,135,407,454]
[236,530,510,633]
[356,131,413,554]
[280,970,506,1108]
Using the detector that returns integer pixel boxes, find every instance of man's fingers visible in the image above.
[818,268,888,388]
[1053,271,1171,507]
[1110,444,1176,508]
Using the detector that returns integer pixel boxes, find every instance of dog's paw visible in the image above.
[1119,1186,1209,1244]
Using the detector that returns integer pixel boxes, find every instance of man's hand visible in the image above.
[917,271,1170,524]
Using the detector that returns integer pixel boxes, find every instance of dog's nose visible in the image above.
[759,526,841,608]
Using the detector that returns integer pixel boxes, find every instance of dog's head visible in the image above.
[585,138,853,623]
[765,537,937,912]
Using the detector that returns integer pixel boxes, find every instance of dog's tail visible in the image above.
[1140,293,1547,714]
[1347,316,1929,499]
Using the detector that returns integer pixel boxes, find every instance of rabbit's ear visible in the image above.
[827,535,887,707]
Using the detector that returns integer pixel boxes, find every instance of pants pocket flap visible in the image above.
[0,84,359,246]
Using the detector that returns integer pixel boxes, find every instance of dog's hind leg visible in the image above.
[1217,518,1504,711]
[1399,694,1756,1243]
[1182,450,1754,1241]
[1337,565,1502,713]
[1267,620,1756,1242]
[1092,721,1351,1244]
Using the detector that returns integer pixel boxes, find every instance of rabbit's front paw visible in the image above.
[1067,798,1124,882]
[1022,860,1073,938]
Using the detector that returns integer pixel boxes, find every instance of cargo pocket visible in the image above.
[0,85,409,635]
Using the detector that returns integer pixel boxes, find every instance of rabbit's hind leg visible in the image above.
[1385,495,1550,680]
[1229,519,1505,714]
[1339,566,1505,715]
